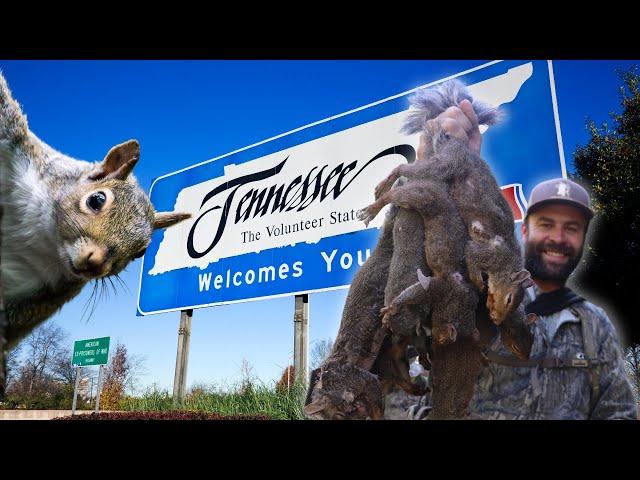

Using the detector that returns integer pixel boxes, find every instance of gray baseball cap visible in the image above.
[525,178,594,221]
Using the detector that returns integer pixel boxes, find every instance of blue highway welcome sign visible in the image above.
[138,60,566,315]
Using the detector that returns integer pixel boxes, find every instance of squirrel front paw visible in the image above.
[380,305,398,330]
[357,206,379,227]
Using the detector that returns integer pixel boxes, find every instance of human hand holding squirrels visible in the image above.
[417,99,482,160]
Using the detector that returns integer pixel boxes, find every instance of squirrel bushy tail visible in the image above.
[401,79,502,135]
[0,72,29,147]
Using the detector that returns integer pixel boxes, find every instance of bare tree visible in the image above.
[51,346,92,389]
[239,358,257,393]
[51,347,76,386]
[4,323,87,408]
[310,338,334,371]
[4,342,22,391]
[122,351,147,396]
[20,323,67,394]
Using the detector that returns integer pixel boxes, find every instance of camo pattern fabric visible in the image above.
[467,286,638,420]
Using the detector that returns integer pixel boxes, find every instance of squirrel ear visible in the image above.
[153,211,191,230]
[511,269,533,288]
[417,268,432,291]
[303,398,328,416]
[88,139,140,181]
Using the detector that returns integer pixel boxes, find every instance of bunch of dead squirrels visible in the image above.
[304,80,537,420]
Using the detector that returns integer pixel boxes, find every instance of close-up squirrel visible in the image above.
[0,72,191,349]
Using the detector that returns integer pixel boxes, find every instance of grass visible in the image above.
[120,382,307,420]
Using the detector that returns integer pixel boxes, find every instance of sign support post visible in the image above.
[95,364,103,412]
[71,336,110,413]
[173,309,193,406]
[72,366,82,415]
[293,294,309,385]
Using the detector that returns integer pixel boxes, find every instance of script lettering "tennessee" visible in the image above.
[186,145,415,259]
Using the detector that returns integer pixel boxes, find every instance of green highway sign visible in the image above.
[72,337,110,366]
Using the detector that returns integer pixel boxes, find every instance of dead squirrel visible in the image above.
[304,205,431,419]
[0,72,191,349]
[304,206,395,420]
[359,79,533,326]
[383,207,431,337]
[366,178,470,344]
[381,270,481,418]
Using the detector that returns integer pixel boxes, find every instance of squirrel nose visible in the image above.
[76,244,109,276]
[86,249,102,265]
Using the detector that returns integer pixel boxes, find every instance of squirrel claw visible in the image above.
[357,207,377,227]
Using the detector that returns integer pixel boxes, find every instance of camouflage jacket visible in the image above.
[468,286,638,420]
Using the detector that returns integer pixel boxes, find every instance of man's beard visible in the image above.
[524,238,583,284]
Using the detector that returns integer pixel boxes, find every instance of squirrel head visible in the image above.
[498,305,536,360]
[487,268,534,325]
[56,139,190,281]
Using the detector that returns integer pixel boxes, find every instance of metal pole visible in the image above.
[72,366,82,415]
[95,364,103,412]
[173,309,193,406]
[293,294,309,385]
[89,377,94,406]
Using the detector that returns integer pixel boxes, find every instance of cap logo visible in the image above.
[556,182,570,197]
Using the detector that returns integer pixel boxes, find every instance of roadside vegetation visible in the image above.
[120,381,306,420]
[2,327,334,420]
[120,360,306,420]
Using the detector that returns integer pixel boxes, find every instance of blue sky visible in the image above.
[1,60,636,392]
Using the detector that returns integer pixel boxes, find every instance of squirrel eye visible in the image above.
[505,293,513,305]
[87,192,107,212]
[134,248,147,259]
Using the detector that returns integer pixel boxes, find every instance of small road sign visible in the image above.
[72,337,110,367]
